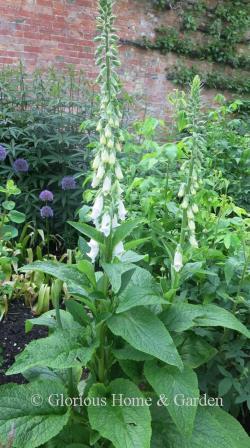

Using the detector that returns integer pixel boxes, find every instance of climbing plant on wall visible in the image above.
[144,0,250,93]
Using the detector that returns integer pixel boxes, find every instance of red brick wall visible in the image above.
[0,0,231,117]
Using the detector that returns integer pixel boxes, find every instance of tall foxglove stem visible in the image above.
[87,0,126,263]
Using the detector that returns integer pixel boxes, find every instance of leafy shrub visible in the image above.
[0,2,249,447]
[0,64,96,247]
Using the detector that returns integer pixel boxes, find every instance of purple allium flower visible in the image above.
[61,176,76,190]
[39,189,54,202]
[40,205,54,219]
[13,158,29,173]
[0,145,7,161]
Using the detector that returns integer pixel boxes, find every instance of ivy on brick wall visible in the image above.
[145,0,250,93]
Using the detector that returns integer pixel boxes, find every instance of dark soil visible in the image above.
[0,300,47,385]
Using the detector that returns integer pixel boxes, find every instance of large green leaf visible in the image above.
[0,224,18,240]
[25,309,81,333]
[117,285,165,313]
[7,329,96,375]
[107,308,183,369]
[111,218,143,248]
[0,380,70,448]
[21,261,89,297]
[151,404,250,448]
[101,262,136,293]
[145,361,199,435]
[9,210,26,223]
[177,333,217,368]
[161,303,250,338]
[68,221,104,244]
[88,379,151,448]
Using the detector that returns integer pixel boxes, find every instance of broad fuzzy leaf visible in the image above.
[108,308,183,369]
[161,303,250,338]
[152,404,250,448]
[7,329,96,375]
[0,380,70,448]
[145,361,199,435]
[88,379,151,448]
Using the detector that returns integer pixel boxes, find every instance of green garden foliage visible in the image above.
[0,64,96,246]
[145,0,250,93]
[0,1,249,447]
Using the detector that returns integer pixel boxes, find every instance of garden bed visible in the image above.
[0,300,47,385]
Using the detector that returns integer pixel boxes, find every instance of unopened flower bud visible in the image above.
[181,197,189,209]
[178,183,185,198]
[188,220,196,231]
[187,208,194,220]
[115,164,123,180]
[192,204,199,214]
[189,234,198,248]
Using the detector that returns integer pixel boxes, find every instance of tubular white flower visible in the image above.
[87,239,99,263]
[108,152,116,165]
[100,212,111,237]
[105,126,112,138]
[102,176,112,195]
[173,246,183,272]
[112,214,119,228]
[118,200,127,221]
[100,135,106,145]
[92,174,102,188]
[189,234,198,248]
[113,241,125,259]
[91,195,104,220]
[96,164,105,180]
[93,154,100,170]
[101,149,109,163]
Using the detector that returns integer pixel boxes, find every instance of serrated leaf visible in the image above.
[145,361,198,435]
[178,333,217,368]
[107,308,183,369]
[161,303,250,338]
[88,379,151,448]
[0,380,70,448]
[7,329,96,375]
[101,262,135,293]
[152,404,250,448]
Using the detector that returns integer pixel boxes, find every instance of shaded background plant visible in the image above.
[0,63,97,248]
